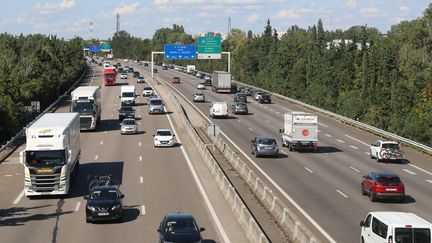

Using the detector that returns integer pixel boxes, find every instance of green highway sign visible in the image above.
[197,36,221,59]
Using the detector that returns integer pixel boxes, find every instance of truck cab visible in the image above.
[119,85,137,106]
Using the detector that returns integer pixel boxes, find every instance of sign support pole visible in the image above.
[222,52,230,73]
[151,51,164,78]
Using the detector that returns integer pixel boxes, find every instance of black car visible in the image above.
[127,67,134,73]
[231,83,238,93]
[143,62,149,67]
[118,106,135,120]
[232,102,248,114]
[258,93,271,103]
[162,65,168,70]
[117,67,124,73]
[233,93,247,103]
[133,71,140,78]
[84,185,124,223]
[153,68,158,74]
[157,213,205,243]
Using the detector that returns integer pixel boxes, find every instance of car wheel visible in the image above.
[370,151,374,159]
[361,186,366,195]
[86,218,92,223]
[376,154,380,162]
[370,193,377,202]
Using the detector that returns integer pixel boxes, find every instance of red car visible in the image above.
[172,77,180,83]
[361,171,405,202]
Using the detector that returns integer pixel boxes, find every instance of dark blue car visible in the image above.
[157,213,205,243]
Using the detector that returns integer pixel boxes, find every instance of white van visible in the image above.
[360,211,432,243]
[210,102,228,118]
[119,85,137,106]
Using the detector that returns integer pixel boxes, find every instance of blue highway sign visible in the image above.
[164,44,196,60]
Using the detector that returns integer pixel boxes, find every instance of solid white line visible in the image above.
[100,141,104,145]
[140,176,143,183]
[408,164,432,176]
[325,133,332,138]
[319,122,328,128]
[345,135,369,147]
[141,205,146,215]
[304,167,314,174]
[279,105,292,112]
[13,190,25,204]
[336,139,345,143]
[94,155,99,161]
[248,127,253,131]
[336,189,349,198]
[5,174,12,177]
[426,179,432,184]
[138,142,142,146]
[349,145,359,150]
[75,202,81,212]
[139,156,142,162]
[402,169,416,175]
[350,166,361,173]
[276,111,281,114]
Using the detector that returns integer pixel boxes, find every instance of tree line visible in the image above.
[0,34,86,145]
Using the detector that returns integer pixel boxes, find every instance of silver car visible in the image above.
[120,118,138,134]
[148,98,165,114]
[193,91,205,102]
[251,136,279,157]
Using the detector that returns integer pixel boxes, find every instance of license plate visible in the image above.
[37,169,53,173]
[385,188,397,191]
[98,212,109,216]
[265,146,273,150]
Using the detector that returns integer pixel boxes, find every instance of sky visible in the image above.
[0,0,430,40]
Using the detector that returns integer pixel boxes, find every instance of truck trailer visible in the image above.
[20,113,81,197]
[280,111,318,151]
[211,71,231,93]
[71,86,101,130]
[103,67,117,86]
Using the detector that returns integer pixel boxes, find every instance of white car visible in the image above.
[143,86,154,96]
[153,129,175,147]
[197,83,205,90]
[120,73,128,79]
[193,92,205,102]
[120,118,138,134]
[370,140,403,162]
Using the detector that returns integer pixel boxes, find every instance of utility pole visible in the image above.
[116,13,120,33]
[227,17,231,36]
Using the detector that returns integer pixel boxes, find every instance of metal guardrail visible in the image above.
[0,66,88,159]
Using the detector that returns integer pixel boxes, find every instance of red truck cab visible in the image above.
[104,67,117,86]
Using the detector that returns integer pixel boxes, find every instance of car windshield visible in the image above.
[377,176,401,185]
[236,103,246,108]
[90,189,119,200]
[121,106,133,111]
[165,220,198,233]
[26,150,66,167]
[382,143,399,149]
[72,100,94,113]
[123,119,135,125]
[150,100,162,105]
[196,93,203,96]
[259,139,276,145]
[122,92,134,97]
[144,87,152,90]
[157,131,172,136]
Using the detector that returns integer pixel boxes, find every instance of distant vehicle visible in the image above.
[133,71,140,78]
[162,64,168,70]
[199,73,206,79]
[251,136,279,158]
[197,83,205,90]
[172,77,180,84]
[231,82,238,93]
[143,62,149,67]
[153,129,175,147]
[370,140,403,162]
[174,66,180,71]
[253,91,264,101]
[143,86,154,96]
[84,185,124,223]
[71,86,101,130]
[187,65,196,74]
[124,59,129,62]
[212,71,231,93]
[137,76,145,83]
[119,85,136,106]
[210,102,228,118]
[120,73,128,79]
[361,171,405,202]
[157,213,205,242]
[148,98,165,114]
[360,211,432,243]
[103,62,110,68]
[204,75,211,83]
[127,67,134,73]
[117,67,124,73]
[244,88,253,96]
[233,93,247,103]
[118,106,135,120]
[20,113,80,197]
[103,67,117,86]
[120,118,138,135]
[98,62,102,66]
[168,64,174,69]
[258,93,271,103]
[232,102,248,115]
[196,72,202,78]
[280,111,318,151]
[193,91,205,102]
[153,68,158,74]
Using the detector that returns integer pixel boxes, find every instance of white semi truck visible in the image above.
[280,111,318,151]
[71,86,101,130]
[212,71,231,93]
[20,113,81,197]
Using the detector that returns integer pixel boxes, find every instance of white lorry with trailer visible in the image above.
[279,111,318,151]
[20,113,81,197]
[212,71,231,93]
[186,65,196,74]
[119,85,137,106]
[71,86,101,130]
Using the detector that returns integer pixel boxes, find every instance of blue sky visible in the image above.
[0,0,430,39]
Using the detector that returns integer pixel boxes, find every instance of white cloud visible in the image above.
[400,6,410,14]
[34,0,77,14]
[198,11,209,17]
[243,5,264,10]
[273,9,301,19]
[246,13,259,23]
[16,14,32,24]
[359,5,381,17]
[225,8,235,15]
[155,0,205,4]
[342,0,357,9]
[163,17,190,24]
[114,3,140,15]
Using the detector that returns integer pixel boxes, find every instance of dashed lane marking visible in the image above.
[426,179,432,184]
[364,152,370,156]
[100,141,104,145]
[345,135,369,147]
[319,122,328,127]
[94,155,99,161]
[75,202,81,212]
[265,120,270,123]
[325,133,332,138]
[336,190,349,198]
[237,119,242,123]
[304,167,314,174]
[248,127,254,131]
[408,164,432,176]
[141,205,146,215]
[5,174,12,177]
[336,139,345,143]
[140,176,143,183]
[138,142,142,146]
[402,169,416,175]
[350,166,361,173]
[13,190,24,204]
[139,156,142,162]
[349,145,359,150]
[276,111,281,115]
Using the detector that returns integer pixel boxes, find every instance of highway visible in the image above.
[139,63,432,242]
[0,64,248,243]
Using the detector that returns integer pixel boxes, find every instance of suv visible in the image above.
[251,136,279,157]
[233,93,247,103]
[143,86,154,96]
[84,184,124,223]
[118,106,135,120]
[148,98,165,114]
[157,213,205,243]
[258,93,271,103]
[232,102,248,115]
[361,171,405,202]
[253,91,264,101]
[370,140,403,162]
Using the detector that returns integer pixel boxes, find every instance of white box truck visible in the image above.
[279,111,318,151]
[186,65,196,74]
[119,85,137,106]
[20,113,80,197]
[212,71,231,93]
[71,86,101,130]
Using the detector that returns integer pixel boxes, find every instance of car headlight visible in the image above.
[87,206,96,211]
[112,204,121,210]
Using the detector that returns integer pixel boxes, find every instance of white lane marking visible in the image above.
[276,111,281,115]
[113,108,116,111]
[141,205,146,215]
[13,190,25,204]
[349,145,359,150]
[319,122,328,127]
[426,179,432,184]
[94,155,99,161]
[140,176,143,183]
[264,106,269,109]
[138,115,141,118]
[248,127,253,131]
[336,139,345,143]
[336,190,349,198]
[138,109,141,112]
[279,105,291,112]
[281,151,287,155]
[237,119,242,123]
[269,109,274,112]
[345,135,369,147]
[403,169,416,175]
[104,131,107,134]
[364,152,370,155]
[155,77,333,243]
[139,156,142,162]
[5,174,12,177]
[408,164,432,176]
[324,133,332,138]
[110,114,113,117]
[350,166,361,173]
[138,142,142,146]
[265,120,270,123]
[75,202,81,212]
[304,167,314,174]
[100,141,104,145]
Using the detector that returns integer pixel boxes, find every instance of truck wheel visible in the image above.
[288,143,293,151]
[376,154,380,162]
